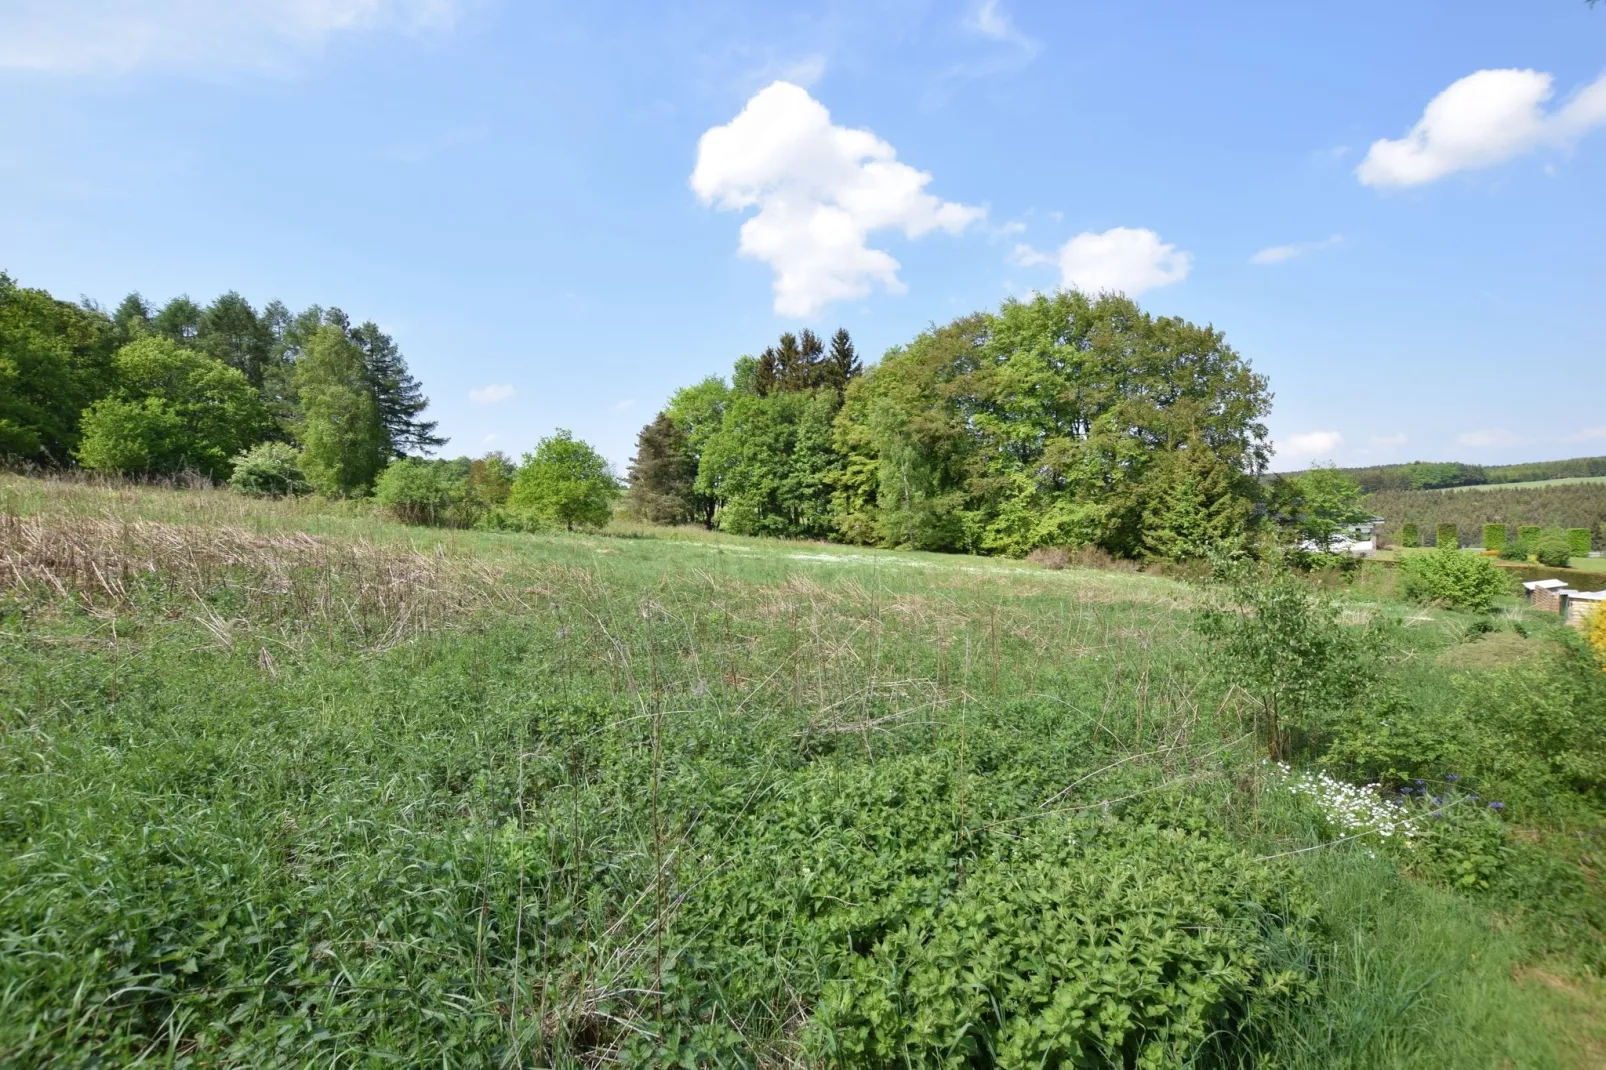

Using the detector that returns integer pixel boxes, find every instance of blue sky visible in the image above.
[2,0,1603,472]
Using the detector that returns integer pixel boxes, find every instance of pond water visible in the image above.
[1494,563,1606,592]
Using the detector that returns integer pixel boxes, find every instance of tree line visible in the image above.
[1,272,441,496]
[626,291,1357,561]
[1331,456,1606,494]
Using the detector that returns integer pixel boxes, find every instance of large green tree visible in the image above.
[832,292,1270,557]
[664,375,731,527]
[293,324,389,497]
[75,336,268,478]
[1279,464,1370,552]
[509,430,618,530]
[0,273,118,462]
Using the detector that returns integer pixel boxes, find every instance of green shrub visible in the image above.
[1499,539,1530,561]
[373,458,463,526]
[1197,557,1379,758]
[806,821,1317,1068]
[1435,523,1459,550]
[1532,528,1573,568]
[1518,525,1542,547]
[1482,524,1506,552]
[1399,522,1420,548]
[1567,528,1592,556]
[1397,546,1511,611]
[227,442,309,497]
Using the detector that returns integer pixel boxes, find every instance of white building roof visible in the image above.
[1565,588,1606,602]
[1523,579,1570,591]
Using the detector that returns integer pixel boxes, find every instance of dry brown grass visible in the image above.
[0,510,522,650]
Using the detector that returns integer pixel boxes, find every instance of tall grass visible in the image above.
[1,474,1601,1066]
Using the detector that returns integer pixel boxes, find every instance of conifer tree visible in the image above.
[350,320,445,456]
[627,411,698,524]
[825,328,860,393]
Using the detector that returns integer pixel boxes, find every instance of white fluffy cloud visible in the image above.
[691,81,984,317]
[1028,227,1192,297]
[1250,235,1342,265]
[1357,68,1606,188]
[469,384,514,405]
[1457,428,1524,447]
[1282,431,1344,457]
[0,0,458,74]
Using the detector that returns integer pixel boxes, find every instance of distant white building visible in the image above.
[1299,516,1386,557]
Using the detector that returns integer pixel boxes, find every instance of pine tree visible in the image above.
[627,411,698,524]
[350,320,445,456]
[771,333,802,392]
[825,328,860,393]
[754,347,779,396]
[112,293,152,345]
[788,329,825,390]
[197,292,274,386]
[152,296,202,344]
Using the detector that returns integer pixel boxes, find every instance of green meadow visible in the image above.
[3,474,1605,1067]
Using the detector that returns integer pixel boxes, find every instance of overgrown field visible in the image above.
[3,474,1605,1067]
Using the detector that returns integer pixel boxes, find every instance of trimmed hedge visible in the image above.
[1568,527,1593,555]
[1482,523,1506,552]
[1399,523,1420,548]
[1534,528,1573,568]
[1519,524,1542,547]
[1435,523,1460,550]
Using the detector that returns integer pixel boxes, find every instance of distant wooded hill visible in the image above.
[1276,456,1606,493]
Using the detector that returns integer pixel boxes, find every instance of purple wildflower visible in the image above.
[1488,800,1505,812]
[1445,773,1459,783]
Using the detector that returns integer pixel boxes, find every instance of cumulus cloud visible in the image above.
[1357,68,1606,188]
[469,384,515,405]
[1456,428,1524,447]
[1282,431,1344,457]
[0,0,458,75]
[692,81,984,316]
[1013,227,1191,297]
[1250,234,1343,265]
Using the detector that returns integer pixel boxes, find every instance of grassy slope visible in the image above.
[1429,476,1606,492]
[1,475,1603,1066]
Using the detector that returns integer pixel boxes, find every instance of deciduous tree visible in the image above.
[509,430,618,530]
[294,324,388,496]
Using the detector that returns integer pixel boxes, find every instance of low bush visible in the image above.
[1532,528,1573,568]
[1499,540,1529,561]
[373,458,462,525]
[226,442,309,497]
[1482,523,1506,552]
[1397,546,1510,611]
[1435,523,1459,549]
